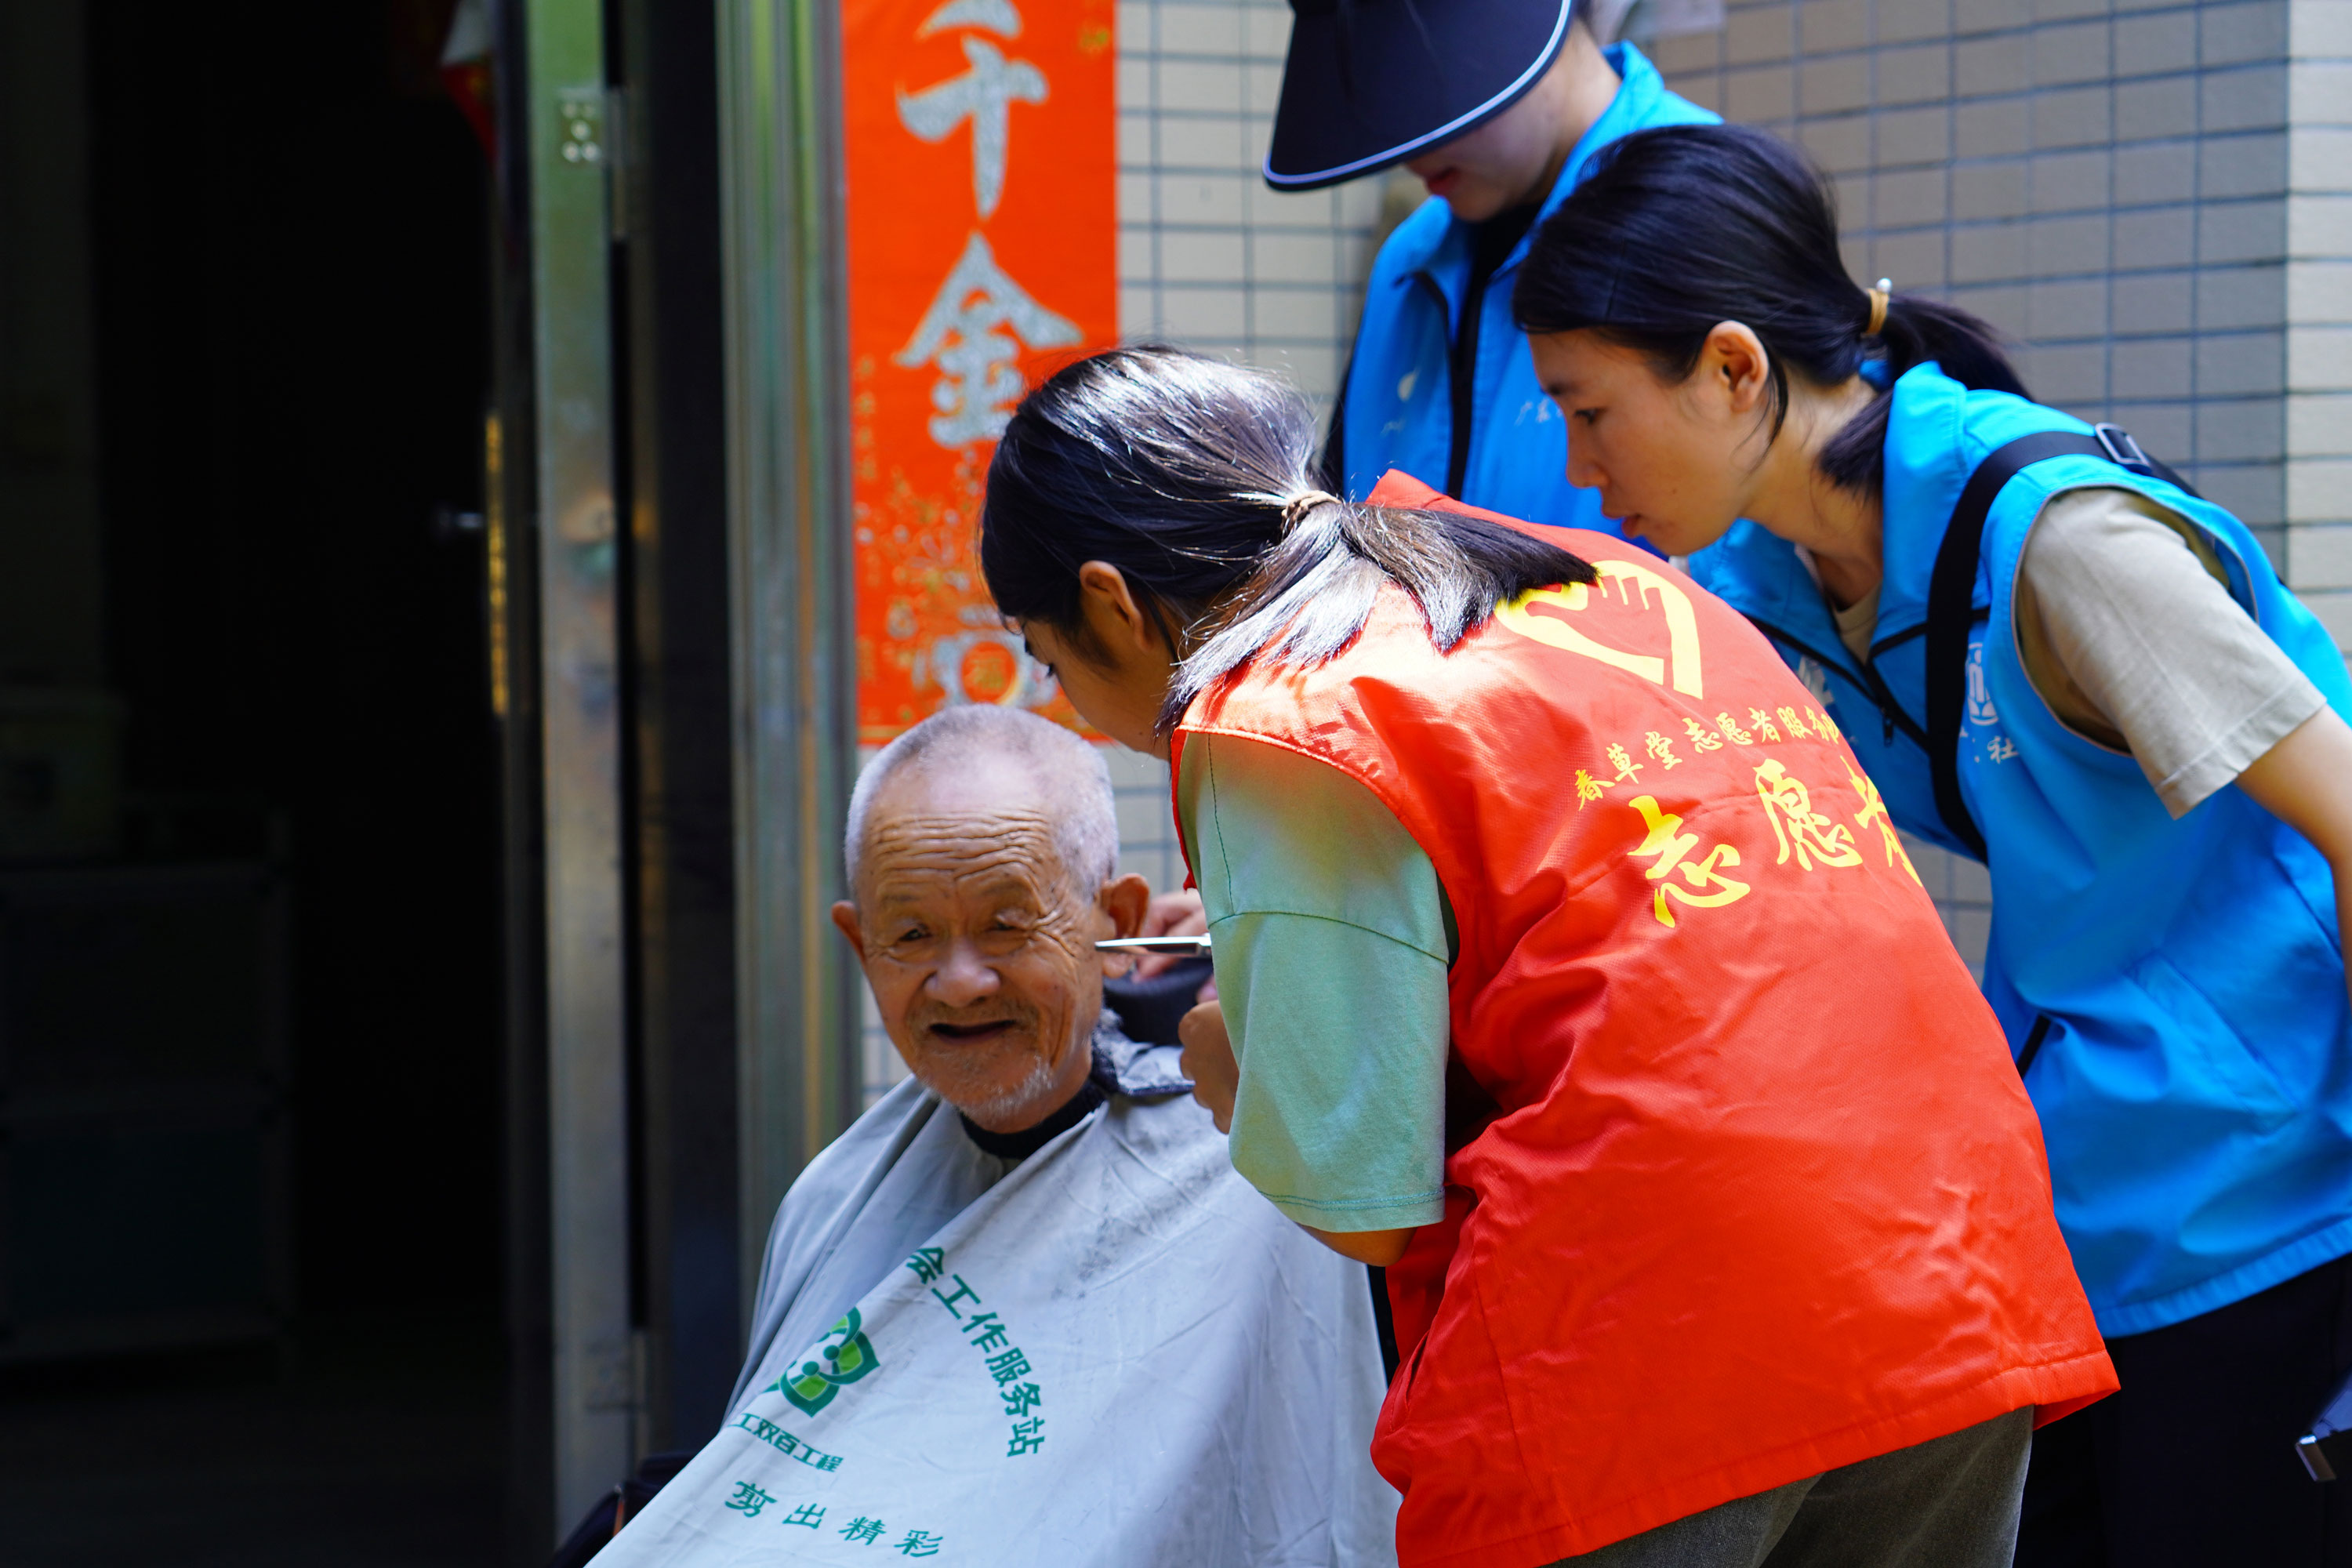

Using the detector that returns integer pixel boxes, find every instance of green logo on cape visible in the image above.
[768,1308,880,1417]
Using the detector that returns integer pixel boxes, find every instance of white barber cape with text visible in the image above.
[597,1027,1398,1567]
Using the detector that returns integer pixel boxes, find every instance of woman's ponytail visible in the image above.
[1819,293,2027,492]
[1171,491,1596,725]
[1513,123,2027,496]
[982,347,1595,732]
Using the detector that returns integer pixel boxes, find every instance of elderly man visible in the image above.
[597,706,1396,1566]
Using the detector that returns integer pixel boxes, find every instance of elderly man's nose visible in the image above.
[927,939,1002,1005]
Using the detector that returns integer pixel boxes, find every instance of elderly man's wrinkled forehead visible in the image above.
[853,750,1091,909]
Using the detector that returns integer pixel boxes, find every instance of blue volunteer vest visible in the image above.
[1334,43,1713,528]
[1690,363,2352,1338]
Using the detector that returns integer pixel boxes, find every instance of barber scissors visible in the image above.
[1094,935,1212,960]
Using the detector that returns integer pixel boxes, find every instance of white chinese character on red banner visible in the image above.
[895,231,1080,447]
[898,0,1046,218]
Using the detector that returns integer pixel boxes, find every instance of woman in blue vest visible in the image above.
[1262,0,1711,524]
[1511,122,2352,1566]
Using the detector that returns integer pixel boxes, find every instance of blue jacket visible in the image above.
[1691,364,2352,1337]
[1331,43,1713,525]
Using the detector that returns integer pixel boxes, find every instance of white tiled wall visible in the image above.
[2285,0,2352,645]
[1648,0,2306,579]
[1114,0,1386,418]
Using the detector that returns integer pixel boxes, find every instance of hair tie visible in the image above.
[1281,489,1344,532]
[1865,278,1893,337]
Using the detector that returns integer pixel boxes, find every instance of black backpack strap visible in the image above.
[1924,433,2102,858]
[1924,422,2198,858]
[2085,421,2200,500]
[1922,423,2195,1073]
[2013,1014,2055,1079]
[1369,1265,1401,1382]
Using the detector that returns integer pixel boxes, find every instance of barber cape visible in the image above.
[599,1024,1399,1567]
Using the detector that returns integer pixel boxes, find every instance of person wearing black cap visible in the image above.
[1267,0,1712,527]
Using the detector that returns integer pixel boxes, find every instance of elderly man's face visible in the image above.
[831,755,1149,1132]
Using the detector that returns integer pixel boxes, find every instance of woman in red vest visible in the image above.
[979,345,2113,1567]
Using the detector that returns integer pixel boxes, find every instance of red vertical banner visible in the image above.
[840,0,1118,744]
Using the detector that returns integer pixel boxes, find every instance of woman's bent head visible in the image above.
[1511,123,2025,554]
[982,346,1593,747]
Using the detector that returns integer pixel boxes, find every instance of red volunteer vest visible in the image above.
[1174,474,2114,1566]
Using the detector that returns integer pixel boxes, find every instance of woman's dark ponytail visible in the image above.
[1512,123,2027,496]
[982,347,1595,731]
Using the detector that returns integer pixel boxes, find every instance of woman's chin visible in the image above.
[1622,514,1708,557]
[1618,514,1664,547]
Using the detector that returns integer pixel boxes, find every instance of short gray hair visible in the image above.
[844,706,1119,898]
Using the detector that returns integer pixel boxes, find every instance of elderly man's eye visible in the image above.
[982,914,1040,946]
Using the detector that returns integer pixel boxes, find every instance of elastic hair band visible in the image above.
[1865,278,1893,337]
[1281,490,1344,532]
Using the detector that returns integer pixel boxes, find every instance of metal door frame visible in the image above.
[520,0,635,1529]
[714,0,860,1318]
[495,0,860,1545]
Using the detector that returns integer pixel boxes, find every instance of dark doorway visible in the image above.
[0,0,506,1560]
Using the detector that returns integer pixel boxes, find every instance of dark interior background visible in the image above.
[79,0,503,1320]
[0,0,508,1559]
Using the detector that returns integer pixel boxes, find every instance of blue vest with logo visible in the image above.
[1334,43,1712,528]
[1690,363,2352,1337]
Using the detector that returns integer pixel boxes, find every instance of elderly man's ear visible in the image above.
[830,900,866,962]
[1099,873,1151,940]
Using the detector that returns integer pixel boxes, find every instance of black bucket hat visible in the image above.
[1265,0,1577,191]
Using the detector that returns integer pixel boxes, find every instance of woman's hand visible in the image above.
[1175,996,1416,1265]
[1134,889,1208,978]
[1177,1000,1237,1133]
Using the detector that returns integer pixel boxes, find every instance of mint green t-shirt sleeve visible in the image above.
[1177,731,1450,1233]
